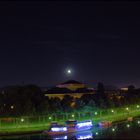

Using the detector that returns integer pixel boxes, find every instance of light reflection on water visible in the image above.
[1,118,140,139]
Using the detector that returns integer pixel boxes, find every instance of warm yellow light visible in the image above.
[11,105,14,109]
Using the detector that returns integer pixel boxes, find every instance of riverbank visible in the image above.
[0,104,140,136]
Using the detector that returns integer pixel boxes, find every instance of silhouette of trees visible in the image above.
[61,95,74,112]
[0,82,140,117]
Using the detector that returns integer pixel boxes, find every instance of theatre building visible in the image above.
[44,80,95,99]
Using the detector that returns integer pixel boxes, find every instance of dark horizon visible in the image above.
[0,1,140,88]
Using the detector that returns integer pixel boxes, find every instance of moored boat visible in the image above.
[98,121,112,127]
[44,120,93,136]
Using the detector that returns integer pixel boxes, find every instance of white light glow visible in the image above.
[67,69,71,74]
[112,128,115,132]
[127,124,130,128]
[95,132,98,135]
[76,121,93,128]
[111,110,114,113]
[126,107,129,111]
[21,118,24,122]
[51,127,67,132]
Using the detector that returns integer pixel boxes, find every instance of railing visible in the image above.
[0,104,140,130]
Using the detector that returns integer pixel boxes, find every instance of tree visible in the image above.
[61,95,74,112]
[75,98,85,111]
[97,82,105,99]
[49,97,63,114]
[87,99,97,110]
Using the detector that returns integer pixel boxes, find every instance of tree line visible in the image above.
[0,83,140,117]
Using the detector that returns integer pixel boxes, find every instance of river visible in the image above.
[1,118,140,139]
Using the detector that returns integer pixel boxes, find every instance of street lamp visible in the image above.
[126,107,129,111]
[127,124,130,128]
[95,112,98,115]
[95,132,98,135]
[21,118,24,122]
[72,114,75,118]
[112,128,115,132]
[137,105,140,108]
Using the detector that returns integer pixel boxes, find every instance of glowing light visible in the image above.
[137,105,140,108]
[111,110,114,113]
[54,136,68,140]
[112,128,115,132]
[76,121,93,129]
[11,105,14,109]
[49,117,52,120]
[95,132,98,135]
[77,135,92,139]
[138,121,140,124]
[67,69,71,74]
[51,127,67,132]
[127,124,130,128]
[95,112,98,115]
[126,107,129,111]
[72,114,75,118]
[21,118,24,122]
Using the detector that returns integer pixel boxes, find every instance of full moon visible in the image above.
[67,69,71,74]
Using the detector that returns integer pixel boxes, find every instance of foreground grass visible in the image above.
[0,104,140,135]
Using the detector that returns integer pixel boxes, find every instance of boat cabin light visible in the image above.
[51,127,67,132]
[76,120,93,128]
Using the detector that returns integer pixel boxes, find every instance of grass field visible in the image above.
[0,104,140,135]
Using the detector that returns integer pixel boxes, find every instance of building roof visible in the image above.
[60,80,83,85]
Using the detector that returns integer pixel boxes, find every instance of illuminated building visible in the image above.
[44,80,95,99]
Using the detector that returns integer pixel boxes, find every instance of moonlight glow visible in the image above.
[65,68,73,77]
[67,69,71,74]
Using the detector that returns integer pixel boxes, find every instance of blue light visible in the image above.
[51,127,67,132]
[54,136,68,140]
[76,131,93,139]
[76,120,93,129]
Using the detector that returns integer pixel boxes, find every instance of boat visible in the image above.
[98,121,112,127]
[44,120,93,136]
[127,117,133,122]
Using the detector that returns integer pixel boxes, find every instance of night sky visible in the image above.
[0,1,140,88]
